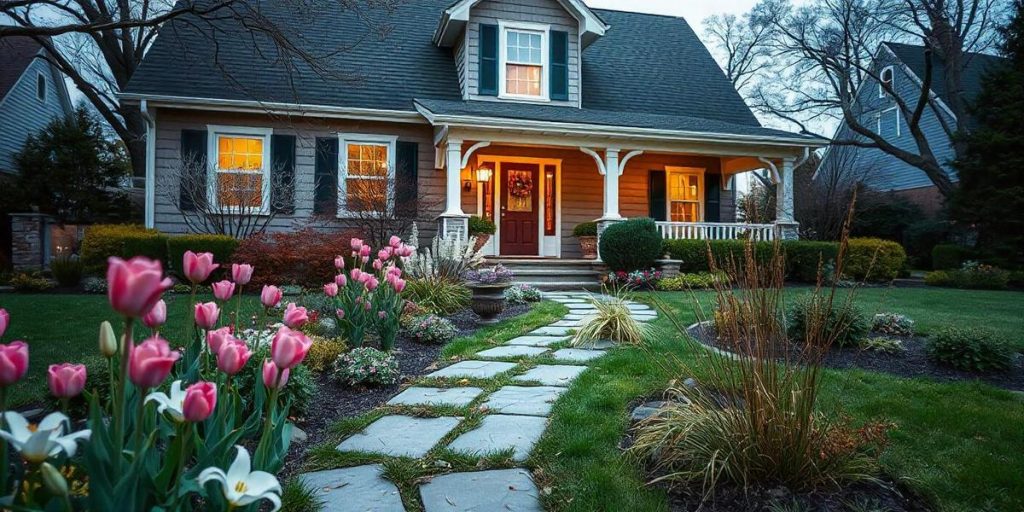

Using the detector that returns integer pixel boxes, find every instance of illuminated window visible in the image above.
[668,170,702,222]
[544,165,556,235]
[501,24,547,99]
[339,135,396,216]
[210,126,272,211]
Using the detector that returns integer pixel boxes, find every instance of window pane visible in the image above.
[544,166,556,235]
[217,136,263,171]
[346,178,387,212]
[669,173,699,201]
[506,64,542,96]
[347,143,388,177]
[217,173,263,208]
[670,202,698,222]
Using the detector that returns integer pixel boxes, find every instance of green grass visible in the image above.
[535,288,1024,512]
[0,292,267,407]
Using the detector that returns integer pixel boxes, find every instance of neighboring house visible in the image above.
[821,42,1006,215]
[121,0,824,259]
[0,36,74,174]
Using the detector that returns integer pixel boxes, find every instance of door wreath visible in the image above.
[508,173,534,198]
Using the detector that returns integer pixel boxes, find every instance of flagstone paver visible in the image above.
[476,345,549,358]
[513,364,588,387]
[572,339,615,350]
[530,326,574,336]
[426,360,517,379]
[336,416,461,458]
[506,335,566,347]
[551,348,606,363]
[299,465,405,512]
[550,319,586,327]
[387,387,485,408]
[419,469,542,512]
[446,415,548,461]
[482,386,566,416]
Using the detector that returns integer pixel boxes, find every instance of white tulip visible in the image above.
[198,445,282,512]
[0,411,90,464]
[145,380,188,422]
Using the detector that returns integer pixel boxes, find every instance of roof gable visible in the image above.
[0,37,44,103]
[883,42,1007,106]
[434,0,607,47]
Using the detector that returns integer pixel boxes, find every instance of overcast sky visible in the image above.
[584,0,762,25]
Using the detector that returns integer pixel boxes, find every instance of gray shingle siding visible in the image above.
[0,58,71,173]
[464,0,581,106]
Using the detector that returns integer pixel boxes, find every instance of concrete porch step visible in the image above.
[486,258,605,291]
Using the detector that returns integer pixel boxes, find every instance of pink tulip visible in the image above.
[194,302,220,330]
[350,238,364,251]
[48,363,86,399]
[336,308,345,319]
[389,235,402,248]
[0,341,29,387]
[182,382,217,422]
[261,285,282,309]
[365,277,379,291]
[183,251,218,284]
[212,280,236,301]
[282,303,309,329]
[377,248,392,261]
[324,282,339,297]
[270,326,312,369]
[107,257,172,318]
[334,256,345,270]
[129,336,180,388]
[207,326,233,354]
[0,308,8,338]
[351,268,363,282]
[231,263,253,285]
[377,311,387,320]
[372,259,383,271]
[262,359,289,389]
[392,278,406,293]
[142,299,167,329]
[216,339,252,375]
[398,245,415,257]
[334,274,347,287]
[359,245,371,258]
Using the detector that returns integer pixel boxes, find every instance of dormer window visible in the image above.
[499,22,549,100]
[879,66,894,98]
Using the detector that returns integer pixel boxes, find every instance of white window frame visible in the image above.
[876,107,901,137]
[665,166,705,223]
[206,125,273,214]
[878,66,894,98]
[337,133,398,218]
[498,20,550,102]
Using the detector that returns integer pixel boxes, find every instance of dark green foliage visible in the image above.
[662,239,836,283]
[80,224,169,275]
[11,107,133,223]
[845,238,907,282]
[931,244,970,270]
[233,344,315,415]
[10,273,54,293]
[782,241,840,282]
[166,234,239,280]
[927,327,1014,372]
[572,221,597,237]
[468,216,496,235]
[788,294,869,347]
[952,1,1024,269]
[903,219,951,269]
[925,262,1010,290]
[598,218,663,272]
[50,255,83,287]
[404,277,471,315]
[280,478,324,512]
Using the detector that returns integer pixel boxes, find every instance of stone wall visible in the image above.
[9,213,51,271]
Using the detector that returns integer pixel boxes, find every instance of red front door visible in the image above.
[500,163,540,256]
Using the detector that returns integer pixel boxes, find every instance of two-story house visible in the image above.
[821,42,1006,215]
[121,0,824,258]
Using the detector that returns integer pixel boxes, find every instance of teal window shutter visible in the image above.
[395,141,419,214]
[179,129,208,212]
[648,170,667,221]
[271,134,296,214]
[314,138,339,215]
[705,174,721,222]
[479,24,499,96]
[550,30,569,101]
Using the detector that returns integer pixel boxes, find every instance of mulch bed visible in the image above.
[687,322,1024,391]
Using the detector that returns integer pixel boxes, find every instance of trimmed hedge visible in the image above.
[81,225,168,274]
[167,234,239,280]
[662,238,904,283]
[599,218,663,272]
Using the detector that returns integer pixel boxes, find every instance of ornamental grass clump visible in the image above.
[633,210,891,499]
[403,276,471,315]
[571,292,649,346]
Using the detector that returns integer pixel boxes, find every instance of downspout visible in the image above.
[140,100,156,229]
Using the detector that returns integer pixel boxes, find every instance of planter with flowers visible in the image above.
[463,264,515,324]
[468,216,496,253]
[573,221,598,259]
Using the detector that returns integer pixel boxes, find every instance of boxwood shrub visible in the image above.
[80,224,168,275]
[167,234,239,280]
[845,238,906,281]
[599,218,663,272]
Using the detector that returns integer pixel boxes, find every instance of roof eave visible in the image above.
[118,93,428,124]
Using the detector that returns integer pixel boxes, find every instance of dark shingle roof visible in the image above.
[125,2,764,133]
[0,37,43,101]
[885,42,1007,105]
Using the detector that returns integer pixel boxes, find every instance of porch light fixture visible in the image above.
[476,166,493,183]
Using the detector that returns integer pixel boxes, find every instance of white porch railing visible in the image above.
[655,222,776,242]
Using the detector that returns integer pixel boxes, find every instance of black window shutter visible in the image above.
[648,170,667,221]
[479,24,499,96]
[314,137,339,215]
[395,141,419,206]
[179,129,208,212]
[271,134,296,214]
[550,30,569,101]
[705,174,721,222]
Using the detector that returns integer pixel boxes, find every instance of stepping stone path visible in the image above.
[301,291,656,511]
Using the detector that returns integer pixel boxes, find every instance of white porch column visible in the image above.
[775,157,799,240]
[602,148,622,220]
[443,140,464,217]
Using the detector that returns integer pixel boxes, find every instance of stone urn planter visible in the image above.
[464,264,515,325]
[573,221,599,260]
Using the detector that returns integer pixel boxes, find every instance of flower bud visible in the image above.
[41,462,68,497]
[99,321,117,358]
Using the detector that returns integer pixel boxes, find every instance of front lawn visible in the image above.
[535,287,1024,512]
[0,292,267,407]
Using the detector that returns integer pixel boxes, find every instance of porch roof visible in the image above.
[414,98,826,147]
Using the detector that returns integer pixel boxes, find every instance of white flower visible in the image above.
[145,380,188,422]
[0,411,90,464]
[198,445,281,512]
